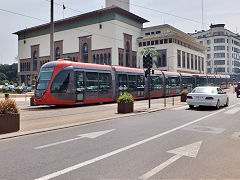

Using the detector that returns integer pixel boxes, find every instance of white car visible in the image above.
[186,86,229,109]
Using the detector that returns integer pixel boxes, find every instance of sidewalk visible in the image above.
[0,95,187,139]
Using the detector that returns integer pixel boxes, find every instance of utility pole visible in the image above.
[50,0,54,61]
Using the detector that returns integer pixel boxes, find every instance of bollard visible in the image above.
[4,93,9,100]
[172,96,174,106]
[164,97,166,107]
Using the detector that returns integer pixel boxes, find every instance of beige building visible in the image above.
[137,25,206,74]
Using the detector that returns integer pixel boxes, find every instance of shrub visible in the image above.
[117,93,134,103]
[15,88,22,94]
[2,87,7,93]
[180,89,189,95]
[0,99,19,114]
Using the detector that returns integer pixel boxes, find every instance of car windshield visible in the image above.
[192,87,215,94]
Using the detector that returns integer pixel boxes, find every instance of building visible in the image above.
[14,1,147,85]
[14,0,205,86]
[191,24,240,75]
[137,24,206,73]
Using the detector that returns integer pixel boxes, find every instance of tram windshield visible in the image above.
[36,67,55,90]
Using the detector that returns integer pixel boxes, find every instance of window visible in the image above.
[93,55,96,63]
[182,51,185,68]
[214,60,225,65]
[128,75,137,92]
[143,42,146,46]
[214,53,225,58]
[104,53,107,65]
[100,54,103,64]
[139,42,142,47]
[198,56,201,71]
[145,32,150,36]
[207,54,211,59]
[155,40,159,45]
[151,32,155,35]
[177,50,181,67]
[82,43,88,63]
[214,38,225,43]
[50,70,70,93]
[86,72,98,91]
[107,53,111,65]
[191,54,194,69]
[195,55,197,70]
[147,41,150,46]
[201,58,204,71]
[132,55,136,68]
[187,53,190,69]
[207,39,211,45]
[55,47,60,60]
[99,73,110,90]
[33,51,37,71]
[151,41,154,45]
[118,74,128,91]
[96,54,100,64]
[160,39,163,44]
[151,76,163,90]
[126,42,130,67]
[169,38,173,43]
[156,31,161,34]
[164,39,168,44]
[214,46,225,51]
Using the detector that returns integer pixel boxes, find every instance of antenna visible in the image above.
[202,0,204,30]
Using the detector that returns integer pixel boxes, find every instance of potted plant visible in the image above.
[30,95,36,106]
[0,99,20,134]
[117,93,134,113]
[180,89,189,102]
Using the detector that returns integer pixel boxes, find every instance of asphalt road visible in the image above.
[1,92,240,179]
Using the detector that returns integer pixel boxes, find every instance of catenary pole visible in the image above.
[50,0,54,61]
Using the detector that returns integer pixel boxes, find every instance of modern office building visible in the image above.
[137,24,206,73]
[191,24,240,75]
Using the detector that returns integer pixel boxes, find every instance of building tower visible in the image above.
[106,0,130,11]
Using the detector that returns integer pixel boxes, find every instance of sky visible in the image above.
[1,0,240,65]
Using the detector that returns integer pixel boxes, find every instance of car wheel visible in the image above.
[189,105,194,109]
[216,100,220,109]
[225,98,229,107]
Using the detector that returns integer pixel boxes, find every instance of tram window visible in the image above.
[137,75,144,89]
[118,74,128,91]
[50,70,70,93]
[86,72,98,91]
[99,73,110,90]
[170,77,180,87]
[128,75,137,92]
[36,67,54,90]
[76,72,84,89]
[151,76,163,90]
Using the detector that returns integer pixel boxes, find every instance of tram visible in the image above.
[35,60,230,106]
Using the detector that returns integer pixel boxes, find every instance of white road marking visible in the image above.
[34,129,115,150]
[35,104,235,180]
[224,107,240,114]
[139,141,202,180]
[171,105,189,110]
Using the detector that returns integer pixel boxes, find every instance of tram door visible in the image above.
[76,71,84,102]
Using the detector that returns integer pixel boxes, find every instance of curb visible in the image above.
[0,107,165,140]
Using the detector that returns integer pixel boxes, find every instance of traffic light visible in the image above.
[143,55,148,68]
[145,69,150,78]
[147,55,152,68]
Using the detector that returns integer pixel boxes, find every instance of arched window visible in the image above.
[100,54,103,64]
[104,53,107,65]
[82,43,88,63]
[126,42,130,67]
[96,54,100,64]
[33,51,37,71]
[55,47,61,60]
[108,53,111,65]
[93,55,96,63]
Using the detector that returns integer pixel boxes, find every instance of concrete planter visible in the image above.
[0,114,20,134]
[117,102,134,113]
